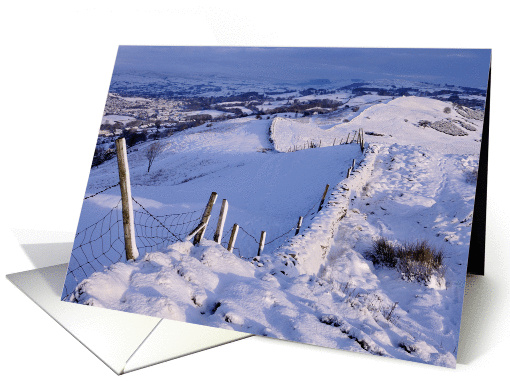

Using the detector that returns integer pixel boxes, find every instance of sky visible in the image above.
[113,46,491,89]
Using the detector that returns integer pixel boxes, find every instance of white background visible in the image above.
[1,1,508,380]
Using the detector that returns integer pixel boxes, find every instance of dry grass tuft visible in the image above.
[366,238,445,283]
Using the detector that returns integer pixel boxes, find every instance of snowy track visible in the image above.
[317,143,478,366]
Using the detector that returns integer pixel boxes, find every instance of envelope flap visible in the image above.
[7,264,161,374]
[123,319,251,373]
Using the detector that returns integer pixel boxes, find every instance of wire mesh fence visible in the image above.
[62,192,206,300]
[133,210,196,250]
[131,197,204,251]
[62,136,360,300]
[62,181,331,300]
[62,199,124,300]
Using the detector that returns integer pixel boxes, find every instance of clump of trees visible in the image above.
[185,114,212,122]
[91,147,116,168]
[122,128,148,147]
[100,121,123,134]
[264,98,343,115]
[126,119,143,128]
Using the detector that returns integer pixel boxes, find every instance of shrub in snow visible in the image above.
[365,238,445,284]
[398,341,417,354]
[465,168,478,184]
[368,238,398,268]
[430,120,468,136]
[454,119,477,132]
[454,104,484,121]
[396,241,445,283]
[319,315,386,356]
[365,131,384,136]
[443,107,451,114]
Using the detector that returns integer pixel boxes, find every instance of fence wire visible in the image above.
[62,195,205,300]
[62,199,124,300]
[132,198,204,255]
[83,182,120,200]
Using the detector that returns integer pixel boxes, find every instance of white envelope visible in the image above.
[7,237,251,375]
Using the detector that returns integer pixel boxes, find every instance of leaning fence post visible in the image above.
[318,184,330,212]
[257,231,266,256]
[185,221,206,241]
[214,199,229,243]
[227,223,239,252]
[295,216,303,236]
[115,138,139,261]
[193,192,218,245]
[352,158,356,169]
[347,167,352,178]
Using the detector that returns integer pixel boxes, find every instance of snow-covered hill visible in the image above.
[271,96,482,154]
[66,95,484,367]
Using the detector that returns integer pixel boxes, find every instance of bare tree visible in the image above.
[146,141,165,173]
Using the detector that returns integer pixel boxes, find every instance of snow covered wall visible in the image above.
[273,144,379,276]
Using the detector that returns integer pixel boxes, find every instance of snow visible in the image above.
[222,106,252,114]
[102,115,137,124]
[65,94,484,368]
[183,109,233,118]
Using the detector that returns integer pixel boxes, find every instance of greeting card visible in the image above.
[61,46,490,368]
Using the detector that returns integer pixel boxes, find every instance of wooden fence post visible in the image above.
[227,224,239,252]
[214,199,229,243]
[346,133,350,144]
[257,231,266,256]
[318,184,330,212]
[115,138,139,261]
[193,192,218,245]
[295,216,303,236]
[185,221,206,241]
[352,158,356,169]
[347,167,352,178]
